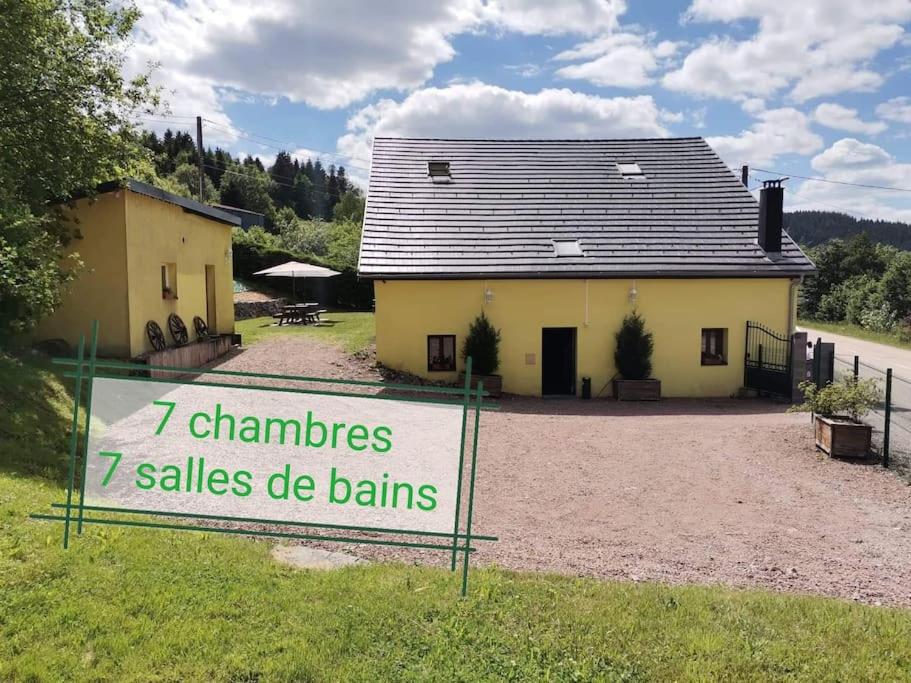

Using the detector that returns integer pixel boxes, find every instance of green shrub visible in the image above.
[614,311,654,380]
[790,376,881,421]
[859,302,897,333]
[462,312,501,376]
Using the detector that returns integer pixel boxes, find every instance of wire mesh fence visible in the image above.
[833,354,911,478]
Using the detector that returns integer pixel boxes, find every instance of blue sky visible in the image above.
[131,0,911,221]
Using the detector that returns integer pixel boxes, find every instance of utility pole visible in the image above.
[196,115,205,202]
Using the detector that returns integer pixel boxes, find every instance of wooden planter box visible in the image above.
[814,414,872,458]
[458,373,502,398]
[613,379,661,401]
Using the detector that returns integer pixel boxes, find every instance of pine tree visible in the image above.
[269,151,296,209]
[614,312,654,380]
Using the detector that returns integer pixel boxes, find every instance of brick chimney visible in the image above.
[758,179,784,254]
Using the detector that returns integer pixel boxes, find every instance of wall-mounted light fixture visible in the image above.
[628,280,638,305]
[484,287,494,304]
[225,247,233,263]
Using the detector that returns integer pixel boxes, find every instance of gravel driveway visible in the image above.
[216,336,911,606]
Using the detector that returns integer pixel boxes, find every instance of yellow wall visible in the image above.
[32,188,235,357]
[124,191,235,356]
[375,278,796,397]
[32,192,131,356]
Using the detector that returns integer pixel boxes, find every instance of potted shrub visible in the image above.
[612,311,660,400]
[458,312,502,397]
[789,377,881,458]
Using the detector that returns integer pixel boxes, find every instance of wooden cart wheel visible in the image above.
[193,316,209,339]
[146,320,167,351]
[168,313,189,346]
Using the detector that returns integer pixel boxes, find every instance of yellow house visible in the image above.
[359,138,816,398]
[34,180,239,358]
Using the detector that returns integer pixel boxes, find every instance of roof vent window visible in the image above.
[553,239,583,257]
[617,162,645,179]
[428,161,451,183]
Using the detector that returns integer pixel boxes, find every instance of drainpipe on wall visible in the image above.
[788,276,802,334]
[584,279,590,326]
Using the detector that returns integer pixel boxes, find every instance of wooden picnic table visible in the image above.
[274,303,326,326]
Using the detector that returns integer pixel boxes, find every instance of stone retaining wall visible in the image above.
[234,298,286,320]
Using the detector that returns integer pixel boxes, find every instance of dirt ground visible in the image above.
[216,335,911,606]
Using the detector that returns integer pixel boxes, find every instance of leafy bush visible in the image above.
[462,312,501,376]
[790,376,881,421]
[816,274,882,324]
[614,311,654,380]
[859,302,897,333]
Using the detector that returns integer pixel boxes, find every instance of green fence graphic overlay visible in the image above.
[32,323,497,596]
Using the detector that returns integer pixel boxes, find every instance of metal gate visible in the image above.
[744,321,792,397]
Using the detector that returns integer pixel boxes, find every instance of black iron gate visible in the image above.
[744,321,792,397]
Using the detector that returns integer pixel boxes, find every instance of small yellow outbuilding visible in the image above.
[359,138,816,398]
[33,180,238,357]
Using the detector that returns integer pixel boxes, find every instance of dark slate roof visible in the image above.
[97,179,241,226]
[358,137,816,279]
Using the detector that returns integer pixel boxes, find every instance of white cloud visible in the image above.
[504,63,543,78]
[784,138,911,221]
[664,1,911,102]
[812,103,887,135]
[554,32,680,88]
[790,67,884,103]
[741,98,766,115]
[811,138,895,174]
[130,0,632,122]
[877,96,911,123]
[689,107,708,129]
[479,0,625,36]
[337,83,672,167]
[706,108,823,167]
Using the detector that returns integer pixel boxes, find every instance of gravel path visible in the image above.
[216,336,911,606]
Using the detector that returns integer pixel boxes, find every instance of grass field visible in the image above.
[3,353,911,680]
[799,318,911,350]
[235,312,375,352]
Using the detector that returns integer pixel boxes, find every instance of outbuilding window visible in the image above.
[161,263,178,299]
[427,335,456,371]
[701,328,727,365]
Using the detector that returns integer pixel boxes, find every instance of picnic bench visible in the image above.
[272,303,328,326]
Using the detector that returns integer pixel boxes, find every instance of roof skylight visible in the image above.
[428,161,451,183]
[553,239,583,257]
[617,162,645,178]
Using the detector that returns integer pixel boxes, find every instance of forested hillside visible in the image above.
[786,211,911,249]
[139,128,371,308]
[142,129,363,226]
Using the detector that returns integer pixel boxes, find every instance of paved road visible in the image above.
[800,327,911,450]
[800,327,911,379]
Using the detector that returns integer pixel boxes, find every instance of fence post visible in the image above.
[883,368,892,468]
[853,355,859,380]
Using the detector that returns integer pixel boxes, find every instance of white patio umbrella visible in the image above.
[253,260,340,300]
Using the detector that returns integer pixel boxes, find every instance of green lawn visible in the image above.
[3,353,911,681]
[799,318,911,350]
[235,312,375,353]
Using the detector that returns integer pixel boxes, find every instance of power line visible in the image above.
[137,113,372,171]
[748,172,895,222]
[783,187,868,218]
[752,167,911,194]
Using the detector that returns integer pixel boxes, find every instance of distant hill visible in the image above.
[785,210,911,249]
